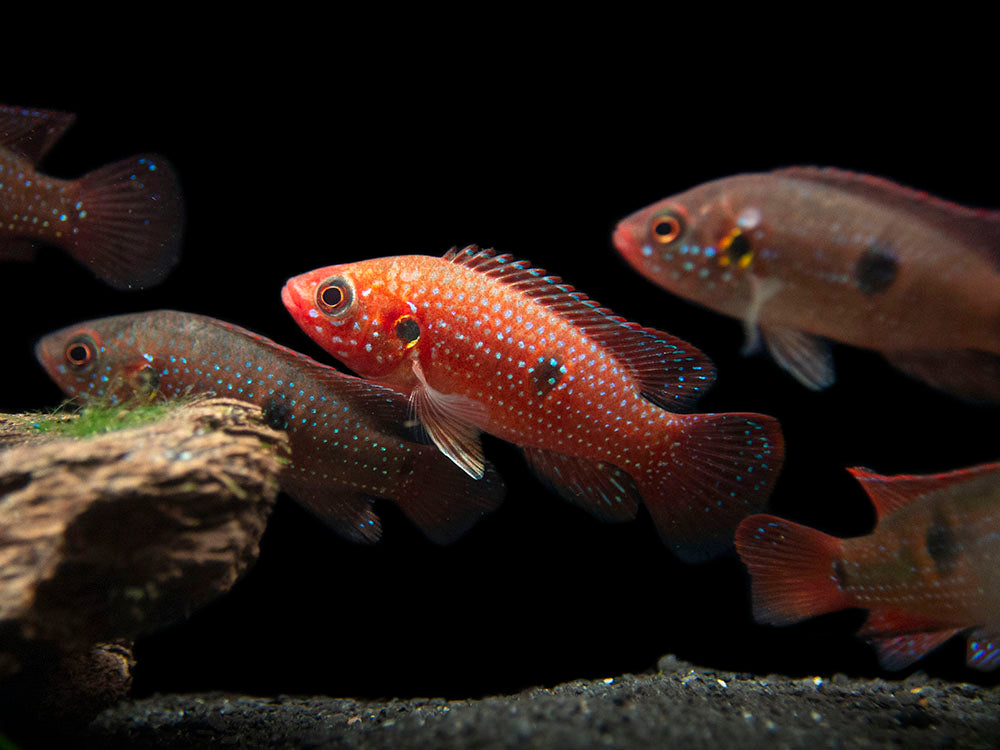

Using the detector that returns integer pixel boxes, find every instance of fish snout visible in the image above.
[612,221,639,257]
[281,277,309,316]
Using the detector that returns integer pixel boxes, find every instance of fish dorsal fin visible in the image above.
[444,245,716,411]
[0,104,75,164]
[775,166,1000,273]
[847,462,1000,519]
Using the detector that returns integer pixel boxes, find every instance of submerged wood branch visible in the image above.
[0,397,288,732]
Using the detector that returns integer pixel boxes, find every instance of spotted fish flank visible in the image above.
[613,167,1000,401]
[735,462,1000,671]
[35,310,504,545]
[0,104,184,289]
[282,246,784,561]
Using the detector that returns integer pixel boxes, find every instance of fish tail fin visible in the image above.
[392,450,505,544]
[66,154,184,289]
[734,514,849,625]
[634,412,785,562]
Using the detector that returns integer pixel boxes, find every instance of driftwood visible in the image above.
[0,397,287,735]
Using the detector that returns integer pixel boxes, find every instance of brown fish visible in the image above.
[735,462,1000,670]
[0,104,183,288]
[613,168,1000,401]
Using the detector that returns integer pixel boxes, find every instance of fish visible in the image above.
[1,104,184,289]
[281,245,784,561]
[612,167,1000,401]
[35,310,504,545]
[734,462,1000,671]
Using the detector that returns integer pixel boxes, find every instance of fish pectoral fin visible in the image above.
[410,360,488,479]
[866,629,963,671]
[966,628,1000,671]
[521,446,640,522]
[761,326,835,390]
[740,274,784,356]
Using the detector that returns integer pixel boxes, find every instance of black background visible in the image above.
[3,63,998,699]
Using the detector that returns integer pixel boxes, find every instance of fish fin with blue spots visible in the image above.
[282,480,383,543]
[444,245,716,411]
[393,457,505,544]
[410,359,488,479]
[734,513,847,624]
[639,412,785,562]
[762,327,835,390]
[64,154,184,289]
[866,629,962,671]
[0,104,75,163]
[966,629,1000,671]
[883,349,1000,404]
[521,446,641,522]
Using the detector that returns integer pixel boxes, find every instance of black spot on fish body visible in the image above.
[855,243,899,294]
[925,510,960,575]
[134,365,160,396]
[530,355,566,397]
[394,316,421,345]
[263,399,292,431]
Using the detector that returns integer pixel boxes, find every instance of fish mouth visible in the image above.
[281,277,306,316]
[612,222,638,257]
[34,336,61,382]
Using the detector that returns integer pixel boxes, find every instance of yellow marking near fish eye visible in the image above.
[394,315,421,349]
[719,228,754,269]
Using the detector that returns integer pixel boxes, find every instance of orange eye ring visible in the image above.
[316,276,354,316]
[650,210,684,244]
[65,337,95,369]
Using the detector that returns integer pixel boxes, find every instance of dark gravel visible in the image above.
[81,655,999,749]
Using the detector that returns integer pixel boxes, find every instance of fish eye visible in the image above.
[65,335,96,369]
[316,276,354,317]
[650,211,684,244]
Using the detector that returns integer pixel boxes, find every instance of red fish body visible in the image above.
[735,462,1000,671]
[613,168,1000,400]
[282,246,784,561]
[1,104,184,289]
[35,310,503,545]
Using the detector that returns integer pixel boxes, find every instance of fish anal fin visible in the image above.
[762,326,835,390]
[643,412,785,562]
[443,245,716,411]
[282,481,382,544]
[847,462,1000,519]
[866,629,962,671]
[734,514,847,625]
[0,104,75,163]
[884,349,1000,404]
[522,445,640,522]
[966,628,1000,671]
[410,359,488,479]
[393,454,505,544]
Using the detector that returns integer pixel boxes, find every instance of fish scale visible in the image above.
[282,246,785,561]
[35,310,504,545]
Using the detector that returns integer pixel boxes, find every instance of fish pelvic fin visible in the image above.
[65,154,185,289]
[634,412,785,562]
[734,513,848,625]
[867,630,963,671]
[967,628,1000,671]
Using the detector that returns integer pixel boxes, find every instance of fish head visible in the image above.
[36,314,165,404]
[282,257,427,383]
[613,179,765,317]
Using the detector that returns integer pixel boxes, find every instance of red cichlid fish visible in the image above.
[1,104,184,289]
[613,168,1000,401]
[282,246,784,561]
[735,462,1000,671]
[35,310,503,544]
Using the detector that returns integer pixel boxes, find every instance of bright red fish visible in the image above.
[613,168,1000,401]
[282,246,784,561]
[0,104,184,289]
[735,462,1000,671]
[35,310,504,545]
